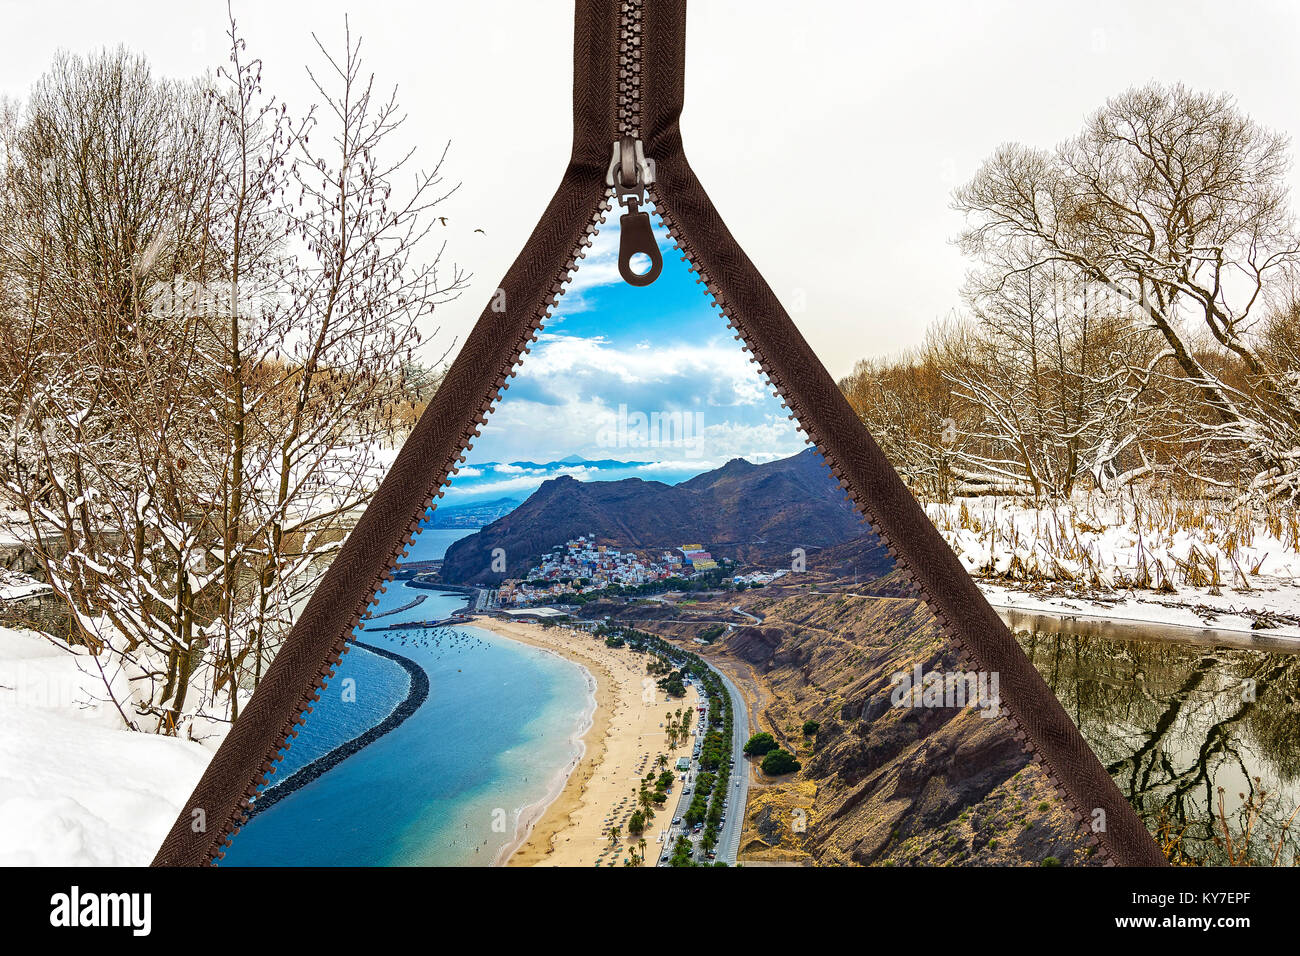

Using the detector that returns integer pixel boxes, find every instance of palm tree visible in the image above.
[609,825,622,845]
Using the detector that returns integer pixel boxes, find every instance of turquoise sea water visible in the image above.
[222,529,594,867]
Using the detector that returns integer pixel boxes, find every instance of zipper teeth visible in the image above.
[646,187,1113,866]
[617,0,643,137]
[210,201,612,864]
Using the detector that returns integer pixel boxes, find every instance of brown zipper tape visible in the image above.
[153,0,1165,867]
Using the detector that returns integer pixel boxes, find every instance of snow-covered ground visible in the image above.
[980,580,1300,639]
[0,569,51,601]
[0,626,213,865]
[928,496,1300,640]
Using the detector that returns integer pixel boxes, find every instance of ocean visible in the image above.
[220,528,594,867]
[404,526,480,564]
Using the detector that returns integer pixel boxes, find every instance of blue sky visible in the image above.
[442,201,806,506]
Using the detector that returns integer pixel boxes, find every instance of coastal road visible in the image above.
[654,669,749,866]
[656,686,700,864]
[701,659,750,864]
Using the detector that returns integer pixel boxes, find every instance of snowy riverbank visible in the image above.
[981,580,1300,641]
[927,496,1300,640]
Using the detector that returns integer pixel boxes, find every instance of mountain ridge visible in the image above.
[439,449,879,585]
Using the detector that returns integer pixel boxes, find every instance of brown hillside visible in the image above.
[713,591,1101,866]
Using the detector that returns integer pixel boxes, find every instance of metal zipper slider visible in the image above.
[607,136,662,287]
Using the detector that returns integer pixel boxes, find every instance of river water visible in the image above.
[1003,609,1300,865]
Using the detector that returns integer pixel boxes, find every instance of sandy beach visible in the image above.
[471,615,700,867]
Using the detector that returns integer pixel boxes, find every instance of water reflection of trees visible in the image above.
[1017,630,1300,864]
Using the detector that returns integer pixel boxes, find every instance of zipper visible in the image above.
[211,206,611,864]
[617,0,643,138]
[205,170,615,869]
[650,207,1115,862]
[199,0,1132,866]
[608,1,661,287]
[608,137,661,286]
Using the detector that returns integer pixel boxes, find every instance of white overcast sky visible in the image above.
[3,1,1299,378]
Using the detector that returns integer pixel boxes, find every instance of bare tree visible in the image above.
[0,47,227,732]
[0,17,463,736]
[950,252,1168,498]
[840,318,974,501]
[954,82,1300,501]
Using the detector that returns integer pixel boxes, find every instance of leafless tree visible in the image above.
[0,14,462,735]
[949,251,1170,498]
[839,318,974,501]
[954,82,1300,502]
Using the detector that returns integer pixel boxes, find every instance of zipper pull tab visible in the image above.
[607,137,662,287]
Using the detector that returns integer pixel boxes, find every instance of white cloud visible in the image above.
[513,333,768,404]
[446,464,606,500]
[470,330,801,465]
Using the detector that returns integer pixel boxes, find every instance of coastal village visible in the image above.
[495,536,788,607]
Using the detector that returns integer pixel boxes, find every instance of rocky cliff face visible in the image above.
[717,590,1101,866]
